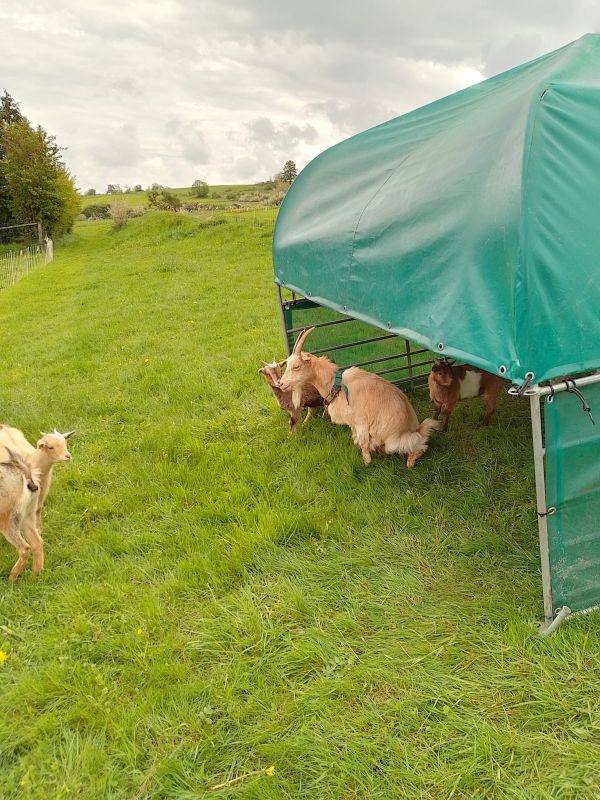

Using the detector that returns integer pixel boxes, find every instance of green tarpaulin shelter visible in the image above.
[273,34,600,386]
[272,35,600,631]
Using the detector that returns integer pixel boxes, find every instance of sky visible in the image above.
[1,1,599,192]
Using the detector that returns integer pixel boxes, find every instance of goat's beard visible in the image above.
[292,387,303,409]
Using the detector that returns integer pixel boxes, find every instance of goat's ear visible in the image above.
[258,367,265,375]
[63,431,76,439]
[4,447,19,464]
[300,352,311,361]
[261,361,270,366]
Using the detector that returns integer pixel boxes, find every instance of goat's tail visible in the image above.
[417,417,442,441]
[386,418,441,455]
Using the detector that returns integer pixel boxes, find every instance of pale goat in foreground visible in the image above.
[0,426,75,577]
[0,447,41,581]
[259,358,322,433]
[278,328,440,466]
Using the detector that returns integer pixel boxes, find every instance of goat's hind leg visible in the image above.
[479,391,497,426]
[22,521,43,575]
[3,521,30,582]
[406,446,427,469]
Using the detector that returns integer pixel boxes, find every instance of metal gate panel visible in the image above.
[278,292,435,387]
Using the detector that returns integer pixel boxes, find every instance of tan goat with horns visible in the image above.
[258,358,322,433]
[278,327,440,466]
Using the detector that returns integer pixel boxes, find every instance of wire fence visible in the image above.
[228,206,279,229]
[0,225,53,293]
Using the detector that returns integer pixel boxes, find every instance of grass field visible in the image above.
[0,211,599,799]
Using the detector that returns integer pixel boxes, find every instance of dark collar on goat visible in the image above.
[324,369,349,406]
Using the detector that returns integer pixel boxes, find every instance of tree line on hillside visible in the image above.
[89,160,299,200]
[0,91,79,238]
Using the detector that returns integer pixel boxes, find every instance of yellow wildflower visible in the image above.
[136,628,143,636]
[0,650,7,664]
[265,766,275,777]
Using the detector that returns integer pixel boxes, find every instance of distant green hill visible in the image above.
[79,182,288,210]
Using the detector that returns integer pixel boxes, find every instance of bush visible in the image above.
[81,203,110,220]
[109,202,128,230]
[147,189,182,212]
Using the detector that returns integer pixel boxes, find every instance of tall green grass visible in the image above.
[0,212,598,799]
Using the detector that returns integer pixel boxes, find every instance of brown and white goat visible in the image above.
[0,426,75,575]
[428,359,504,432]
[279,328,440,466]
[259,358,323,433]
[0,447,41,581]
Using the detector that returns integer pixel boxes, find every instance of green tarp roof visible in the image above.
[273,35,600,384]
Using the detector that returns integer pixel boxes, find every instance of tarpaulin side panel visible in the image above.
[520,84,600,384]
[544,382,600,613]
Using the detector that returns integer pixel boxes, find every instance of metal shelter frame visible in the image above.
[517,373,600,634]
[277,287,600,634]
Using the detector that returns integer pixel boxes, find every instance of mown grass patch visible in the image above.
[0,211,598,799]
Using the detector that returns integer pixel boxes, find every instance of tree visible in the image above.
[85,188,96,196]
[0,99,79,237]
[0,90,25,129]
[134,184,142,192]
[281,160,298,183]
[106,183,122,194]
[190,179,209,198]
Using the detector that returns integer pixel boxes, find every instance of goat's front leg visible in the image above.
[303,406,316,425]
[441,403,454,432]
[432,402,443,420]
[288,410,299,435]
[352,424,372,465]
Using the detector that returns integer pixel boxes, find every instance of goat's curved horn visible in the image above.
[292,326,315,355]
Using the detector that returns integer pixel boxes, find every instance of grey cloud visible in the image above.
[307,99,397,135]
[1,0,599,189]
[94,124,141,167]
[165,118,211,165]
[247,118,318,151]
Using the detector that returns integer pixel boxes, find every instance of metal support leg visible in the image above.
[276,284,291,357]
[529,393,555,629]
